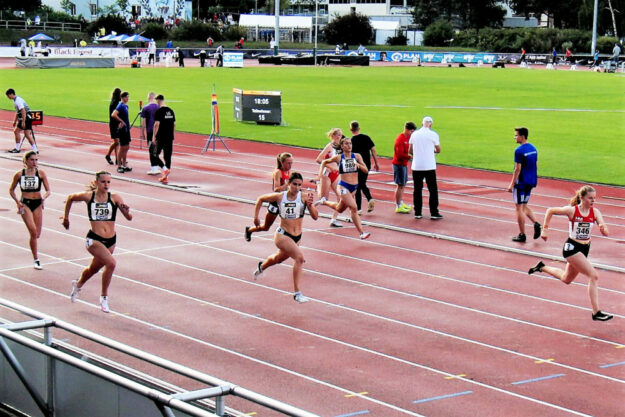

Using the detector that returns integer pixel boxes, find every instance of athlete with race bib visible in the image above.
[62,171,132,313]
[528,185,612,321]
[8,151,50,269]
[317,136,371,239]
[251,172,318,303]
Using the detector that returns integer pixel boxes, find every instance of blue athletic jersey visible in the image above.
[514,143,537,187]
[115,102,130,132]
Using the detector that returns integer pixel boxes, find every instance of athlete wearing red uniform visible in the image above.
[245,152,293,241]
[528,185,612,321]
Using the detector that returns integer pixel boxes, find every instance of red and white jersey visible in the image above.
[568,205,595,241]
[322,143,338,176]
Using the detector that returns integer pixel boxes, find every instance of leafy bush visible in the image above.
[423,20,454,47]
[141,22,169,40]
[222,25,247,41]
[451,27,593,53]
[86,14,130,36]
[596,36,618,53]
[323,12,373,46]
[36,6,84,24]
[387,34,407,46]
[172,21,222,42]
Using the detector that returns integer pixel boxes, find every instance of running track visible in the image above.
[0,112,624,417]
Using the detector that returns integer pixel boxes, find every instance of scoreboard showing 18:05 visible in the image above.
[233,88,282,125]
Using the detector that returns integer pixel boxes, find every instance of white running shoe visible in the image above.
[367,199,375,212]
[70,280,81,303]
[146,167,161,175]
[33,260,43,270]
[360,232,371,240]
[293,292,310,303]
[253,261,263,280]
[313,196,326,207]
[99,296,110,313]
[330,219,343,228]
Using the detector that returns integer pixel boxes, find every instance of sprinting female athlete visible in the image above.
[8,150,50,269]
[528,185,612,321]
[62,171,132,313]
[317,137,370,239]
[315,128,342,227]
[245,152,293,241]
[252,172,318,303]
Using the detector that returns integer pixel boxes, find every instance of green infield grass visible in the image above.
[1,66,623,185]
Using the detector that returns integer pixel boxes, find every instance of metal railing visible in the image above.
[0,20,81,31]
[0,298,319,417]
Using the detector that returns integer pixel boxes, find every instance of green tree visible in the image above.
[1,0,41,13]
[412,0,506,29]
[323,12,373,46]
[506,0,624,34]
[423,18,454,46]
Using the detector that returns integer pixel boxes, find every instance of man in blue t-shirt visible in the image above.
[111,91,132,173]
[507,127,541,242]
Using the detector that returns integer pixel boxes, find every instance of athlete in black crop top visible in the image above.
[251,172,319,303]
[62,171,132,313]
[8,151,50,270]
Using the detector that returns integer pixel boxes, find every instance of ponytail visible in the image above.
[276,152,292,170]
[570,185,595,206]
[87,170,111,191]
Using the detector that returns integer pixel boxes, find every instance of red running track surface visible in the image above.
[0,112,624,417]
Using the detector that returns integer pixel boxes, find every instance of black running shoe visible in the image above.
[105,155,114,165]
[592,311,613,321]
[7,148,19,153]
[123,166,133,172]
[512,233,527,242]
[430,213,444,220]
[528,261,545,275]
[533,222,542,239]
[244,226,252,242]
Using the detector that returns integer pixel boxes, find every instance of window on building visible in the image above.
[90,3,97,15]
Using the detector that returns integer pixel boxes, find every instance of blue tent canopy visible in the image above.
[123,34,151,43]
[28,33,54,41]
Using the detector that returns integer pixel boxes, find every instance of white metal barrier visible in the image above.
[0,298,319,417]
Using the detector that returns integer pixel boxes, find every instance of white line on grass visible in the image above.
[427,105,625,113]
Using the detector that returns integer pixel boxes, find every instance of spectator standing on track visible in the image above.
[317,137,371,239]
[409,116,443,220]
[148,39,156,65]
[519,47,526,64]
[528,185,612,322]
[110,91,132,173]
[176,47,185,67]
[152,94,176,185]
[196,49,208,67]
[245,152,293,241]
[392,121,416,213]
[613,43,621,65]
[105,87,121,166]
[8,151,50,270]
[551,47,557,65]
[216,44,224,67]
[592,49,599,68]
[5,88,38,154]
[141,92,161,175]
[350,121,379,214]
[252,172,318,303]
[63,170,132,313]
[507,127,541,242]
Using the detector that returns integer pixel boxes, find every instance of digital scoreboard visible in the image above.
[233,89,281,125]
